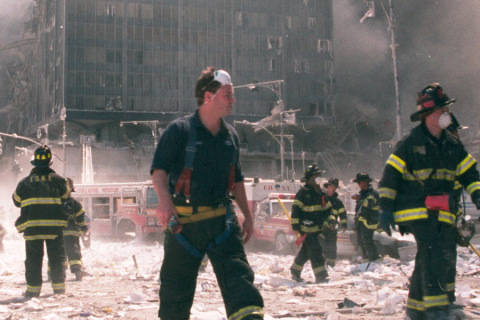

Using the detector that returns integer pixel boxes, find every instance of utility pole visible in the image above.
[388,0,402,141]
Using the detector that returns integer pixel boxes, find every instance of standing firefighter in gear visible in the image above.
[12,145,70,298]
[290,164,332,283]
[322,178,347,267]
[353,172,380,262]
[151,67,264,320]
[63,178,88,281]
[379,83,480,320]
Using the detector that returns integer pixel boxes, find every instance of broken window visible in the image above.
[106,3,116,17]
[307,17,316,30]
[286,16,292,30]
[236,12,242,26]
[317,39,331,54]
[269,58,276,71]
[267,36,282,50]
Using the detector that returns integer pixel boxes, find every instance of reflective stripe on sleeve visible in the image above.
[457,154,476,176]
[379,187,397,200]
[386,154,405,174]
[466,181,480,195]
[394,208,428,223]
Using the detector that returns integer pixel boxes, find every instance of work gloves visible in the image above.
[379,210,395,237]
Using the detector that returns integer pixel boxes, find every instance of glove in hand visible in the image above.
[379,210,395,236]
[398,225,409,236]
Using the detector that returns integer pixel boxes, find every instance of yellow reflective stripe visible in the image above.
[313,266,326,273]
[466,181,480,195]
[68,260,82,266]
[291,263,303,271]
[340,219,347,224]
[61,189,71,200]
[423,294,449,308]
[438,210,456,225]
[454,180,462,190]
[446,282,455,292]
[291,218,299,224]
[229,306,264,320]
[386,154,405,174]
[21,198,62,207]
[358,217,378,229]
[293,199,304,208]
[407,298,425,311]
[24,234,59,240]
[457,154,476,176]
[379,187,396,200]
[394,208,428,223]
[13,192,21,202]
[51,282,66,290]
[301,225,320,233]
[302,203,332,212]
[26,285,42,293]
[64,230,82,237]
[434,168,456,182]
[337,208,346,214]
[74,208,85,217]
[17,220,67,231]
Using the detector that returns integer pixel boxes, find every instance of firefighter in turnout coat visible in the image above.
[322,178,347,267]
[290,164,333,283]
[63,178,88,281]
[379,84,480,320]
[12,145,70,298]
[353,172,380,262]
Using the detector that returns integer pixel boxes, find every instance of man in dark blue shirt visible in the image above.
[151,67,264,320]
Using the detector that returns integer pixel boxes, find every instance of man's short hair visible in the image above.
[195,67,222,106]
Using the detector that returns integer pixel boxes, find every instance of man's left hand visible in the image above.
[242,215,254,244]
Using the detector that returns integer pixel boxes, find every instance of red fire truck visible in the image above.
[73,181,160,241]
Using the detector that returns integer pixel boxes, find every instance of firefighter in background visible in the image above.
[379,83,480,319]
[352,172,380,262]
[63,178,88,281]
[322,178,347,267]
[290,164,332,283]
[12,145,70,298]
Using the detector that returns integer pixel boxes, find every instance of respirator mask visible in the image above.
[438,112,452,129]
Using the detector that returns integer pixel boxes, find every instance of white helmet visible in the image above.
[213,70,232,86]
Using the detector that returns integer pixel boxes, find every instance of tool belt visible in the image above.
[425,193,452,212]
[175,205,228,224]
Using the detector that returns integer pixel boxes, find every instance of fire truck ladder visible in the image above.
[80,135,95,184]
[317,151,341,179]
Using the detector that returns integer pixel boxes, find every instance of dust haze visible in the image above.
[334,0,480,140]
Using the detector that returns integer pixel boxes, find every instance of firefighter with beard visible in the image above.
[379,83,480,320]
[322,178,347,267]
[63,178,88,281]
[290,164,332,283]
[352,172,380,262]
[12,145,70,298]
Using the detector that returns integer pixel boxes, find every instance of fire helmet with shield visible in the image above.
[303,164,323,181]
[324,178,339,189]
[353,172,373,183]
[31,145,53,168]
[410,83,456,122]
[66,178,75,192]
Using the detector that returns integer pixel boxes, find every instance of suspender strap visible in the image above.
[174,116,197,203]
[173,204,234,259]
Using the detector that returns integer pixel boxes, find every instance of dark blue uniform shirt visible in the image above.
[150,110,243,206]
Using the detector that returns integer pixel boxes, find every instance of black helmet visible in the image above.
[31,145,53,168]
[304,164,323,181]
[410,83,456,122]
[66,178,75,192]
[353,172,373,183]
[324,178,339,188]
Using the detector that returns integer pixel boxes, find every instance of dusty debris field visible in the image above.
[1,234,480,320]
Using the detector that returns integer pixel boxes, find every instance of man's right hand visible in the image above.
[156,204,176,229]
[379,210,395,236]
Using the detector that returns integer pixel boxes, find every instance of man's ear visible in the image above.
[204,91,214,103]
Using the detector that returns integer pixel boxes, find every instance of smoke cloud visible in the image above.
[334,0,480,140]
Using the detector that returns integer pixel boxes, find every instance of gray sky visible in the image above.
[334,0,480,140]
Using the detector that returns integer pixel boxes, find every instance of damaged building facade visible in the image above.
[1,0,377,183]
